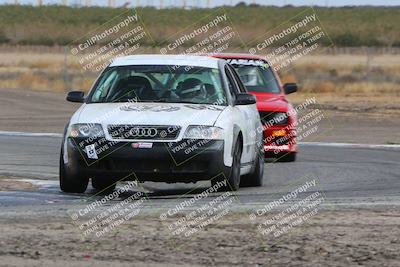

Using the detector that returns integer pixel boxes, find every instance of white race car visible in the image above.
[60,55,264,193]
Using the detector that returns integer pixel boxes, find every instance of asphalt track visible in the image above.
[0,133,400,217]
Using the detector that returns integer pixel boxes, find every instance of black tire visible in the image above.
[240,149,264,187]
[213,140,242,191]
[59,153,88,193]
[91,177,116,192]
[278,152,296,162]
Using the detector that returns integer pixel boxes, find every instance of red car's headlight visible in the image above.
[259,112,289,126]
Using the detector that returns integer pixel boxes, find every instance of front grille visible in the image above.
[108,125,181,140]
[259,111,288,126]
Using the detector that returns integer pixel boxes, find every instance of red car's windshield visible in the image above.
[226,59,281,93]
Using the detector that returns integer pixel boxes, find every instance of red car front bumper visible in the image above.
[263,124,297,157]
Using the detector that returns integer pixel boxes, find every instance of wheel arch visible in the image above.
[231,124,243,158]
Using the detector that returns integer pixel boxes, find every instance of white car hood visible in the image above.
[76,102,226,127]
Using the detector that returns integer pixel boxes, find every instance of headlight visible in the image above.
[260,112,288,126]
[68,123,104,138]
[183,126,224,140]
[272,112,288,125]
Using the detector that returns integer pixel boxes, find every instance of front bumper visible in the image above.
[65,137,226,183]
[263,125,297,157]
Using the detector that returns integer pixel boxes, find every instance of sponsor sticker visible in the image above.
[131,142,153,149]
[225,58,266,67]
[85,144,98,159]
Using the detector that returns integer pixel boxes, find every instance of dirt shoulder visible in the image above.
[0,209,399,267]
[0,88,399,144]
[0,175,38,191]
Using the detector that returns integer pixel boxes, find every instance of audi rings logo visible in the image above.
[129,127,158,138]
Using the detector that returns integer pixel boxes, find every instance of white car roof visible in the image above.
[110,54,221,69]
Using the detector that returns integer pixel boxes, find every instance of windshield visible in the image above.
[227,60,281,93]
[88,65,227,105]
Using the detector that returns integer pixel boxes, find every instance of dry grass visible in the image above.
[280,74,297,84]
[0,51,399,100]
[18,73,49,90]
[280,53,400,99]
[0,73,65,92]
[296,54,400,68]
[0,51,96,92]
[340,82,400,96]
[27,61,59,69]
[300,81,400,95]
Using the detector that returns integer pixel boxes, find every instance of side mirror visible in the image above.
[283,83,298,94]
[66,91,85,103]
[235,93,256,105]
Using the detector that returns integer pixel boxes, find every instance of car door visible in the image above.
[225,64,256,165]
[230,65,262,160]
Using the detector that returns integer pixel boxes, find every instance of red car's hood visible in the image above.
[251,92,289,112]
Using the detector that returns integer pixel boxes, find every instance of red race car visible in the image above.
[212,53,298,162]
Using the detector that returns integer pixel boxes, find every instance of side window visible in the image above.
[224,66,240,97]
[228,65,247,93]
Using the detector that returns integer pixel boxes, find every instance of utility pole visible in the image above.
[37,0,43,6]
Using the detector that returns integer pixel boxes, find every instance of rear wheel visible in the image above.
[91,177,116,192]
[240,148,264,187]
[59,153,88,193]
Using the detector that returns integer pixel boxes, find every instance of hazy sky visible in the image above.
[1,0,400,6]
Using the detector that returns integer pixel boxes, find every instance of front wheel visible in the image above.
[59,153,88,193]
[213,140,242,191]
[240,149,264,187]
